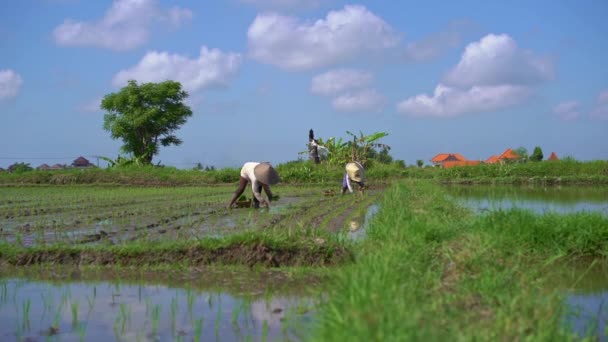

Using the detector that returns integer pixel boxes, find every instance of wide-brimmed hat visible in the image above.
[346,162,364,182]
[254,163,280,185]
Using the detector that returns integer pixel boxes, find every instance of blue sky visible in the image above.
[1,0,607,169]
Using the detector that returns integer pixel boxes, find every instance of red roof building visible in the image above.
[548,152,559,161]
[72,156,93,168]
[485,155,499,164]
[431,153,479,168]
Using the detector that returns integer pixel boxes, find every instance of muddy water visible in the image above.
[0,277,316,341]
[445,185,608,215]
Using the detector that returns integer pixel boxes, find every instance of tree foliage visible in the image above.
[302,130,391,167]
[8,162,33,173]
[101,80,193,165]
[514,147,529,162]
[530,146,544,162]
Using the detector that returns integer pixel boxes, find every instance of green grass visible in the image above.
[1,159,606,185]
[311,180,608,341]
[0,225,353,267]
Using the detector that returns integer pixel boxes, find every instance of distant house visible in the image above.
[548,152,559,161]
[431,153,480,168]
[37,163,51,170]
[72,156,93,168]
[485,155,500,164]
[0,167,5,172]
[50,164,64,170]
[431,153,467,167]
[496,148,521,163]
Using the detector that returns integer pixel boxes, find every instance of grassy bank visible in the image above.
[312,180,608,340]
[1,159,606,185]
[428,159,608,184]
[0,161,405,186]
[0,227,352,268]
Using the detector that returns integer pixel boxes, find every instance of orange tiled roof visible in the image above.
[431,153,468,163]
[431,153,450,162]
[485,155,499,164]
[443,160,481,168]
[498,148,520,160]
[548,152,559,161]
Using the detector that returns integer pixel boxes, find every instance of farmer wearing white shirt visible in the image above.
[228,162,280,208]
[342,161,365,195]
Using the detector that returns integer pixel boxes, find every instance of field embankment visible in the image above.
[312,180,608,340]
[1,159,606,185]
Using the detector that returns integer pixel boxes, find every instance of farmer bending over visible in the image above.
[342,161,365,195]
[228,162,280,209]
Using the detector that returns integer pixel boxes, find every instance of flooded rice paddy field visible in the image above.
[444,184,608,215]
[0,183,381,340]
[0,267,322,342]
[0,185,383,247]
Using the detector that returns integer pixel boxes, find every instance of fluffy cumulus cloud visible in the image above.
[397,84,531,118]
[590,89,608,120]
[553,101,581,121]
[247,5,399,70]
[397,33,554,117]
[443,34,554,88]
[332,89,385,113]
[112,47,242,93]
[310,69,372,96]
[0,69,23,101]
[53,0,193,51]
[240,0,321,11]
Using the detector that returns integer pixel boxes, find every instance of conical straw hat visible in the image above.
[345,162,364,182]
[254,163,280,185]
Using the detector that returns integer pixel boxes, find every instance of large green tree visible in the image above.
[101,80,193,165]
[530,146,544,162]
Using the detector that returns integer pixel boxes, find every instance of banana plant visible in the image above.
[300,130,390,166]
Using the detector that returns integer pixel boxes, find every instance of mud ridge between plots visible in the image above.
[1,242,354,268]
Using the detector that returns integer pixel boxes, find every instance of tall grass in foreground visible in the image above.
[312,180,608,341]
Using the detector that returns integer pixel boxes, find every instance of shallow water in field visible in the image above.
[555,261,608,341]
[0,277,316,342]
[445,185,608,215]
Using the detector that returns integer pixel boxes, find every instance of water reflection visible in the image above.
[0,279,314,341]
[445,185,608,215]
[565,293,607,341]
[348,204,380,240]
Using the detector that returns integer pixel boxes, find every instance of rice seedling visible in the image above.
[193,317,203,341]
[151,304,161,336]
[21,298,31,331]
[71,300,79,327]
[261,320,269,342]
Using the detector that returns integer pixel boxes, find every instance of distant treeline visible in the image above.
[0,159,606,186]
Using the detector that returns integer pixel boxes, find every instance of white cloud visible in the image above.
[397,33,553,117]
[112,46,242,93]
[310,69,372,96]
[332,89,385,113]
[247,5,399,70]
[397,83,531,118]
[443,33,554,88]
[240,0,322,11]
[553,101,581,121]
[590,89,608,120]
[53,0,193,51]
[0,69,23,101]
